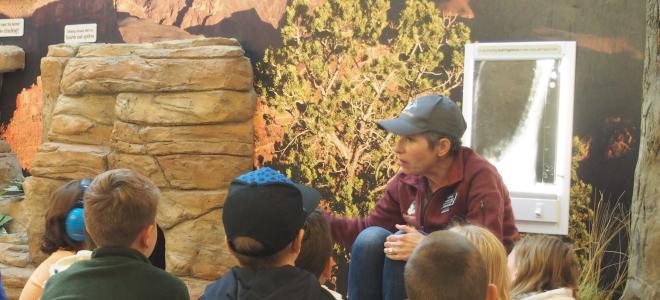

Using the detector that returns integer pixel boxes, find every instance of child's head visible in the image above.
[295,209,334,283]
[450,224,510,300]
[405,230,495,300]
[508,235,579,297]
[83,169,159,254]
[222,168,321,270]
[41,179,90,254]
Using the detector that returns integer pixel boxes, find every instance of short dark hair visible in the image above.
[423,131,462,155]
[405,230,488,300]
[41,180,88,254]
[231,236,295,270]
[295,210,333,279]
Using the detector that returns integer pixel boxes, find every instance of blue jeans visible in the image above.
[348,226,406,300]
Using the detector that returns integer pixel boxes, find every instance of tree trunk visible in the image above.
[621,0,660,299]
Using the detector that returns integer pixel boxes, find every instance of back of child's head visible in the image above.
[295,209,333,280]
[222,167,321,270]
[229,236,293,269]
[509,235,579,298]
[450,224,510,300]
[405,230,488,300]
[83,169,159,248]
[41,180,88,254]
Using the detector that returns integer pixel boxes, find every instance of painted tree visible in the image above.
[258,0,470,216]
[622,0,660,298]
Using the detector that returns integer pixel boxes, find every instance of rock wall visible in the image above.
[0,141,23,190]
[0,46,24,73]
[26,37,255,298]
[115,0,290,28]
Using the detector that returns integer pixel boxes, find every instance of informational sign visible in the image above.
[0,19,24,37]
[64,23,97,44]
[476,44,564,59]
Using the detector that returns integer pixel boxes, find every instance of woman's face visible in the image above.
[507,250,518,282]
[394,134,442,176]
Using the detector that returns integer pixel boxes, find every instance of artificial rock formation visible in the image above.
[27,37,255,298]
[0,141,23,189]
[0,46,24,73]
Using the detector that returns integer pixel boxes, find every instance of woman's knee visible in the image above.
[352,226,391,252]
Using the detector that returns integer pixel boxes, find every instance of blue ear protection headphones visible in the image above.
[65,178,91,242]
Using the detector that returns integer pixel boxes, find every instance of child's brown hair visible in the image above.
[41,180,89,254]
[84,169,159,247]
[405,230,489,300]
[295,209,334,281]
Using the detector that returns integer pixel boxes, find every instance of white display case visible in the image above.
[462,41,576,234]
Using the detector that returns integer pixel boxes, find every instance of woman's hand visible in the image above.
[383,224,425,261]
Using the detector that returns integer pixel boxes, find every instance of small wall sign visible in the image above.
[64,23,97,44]
[0,19,24,37]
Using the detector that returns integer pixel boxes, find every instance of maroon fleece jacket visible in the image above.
[327,147,519,252]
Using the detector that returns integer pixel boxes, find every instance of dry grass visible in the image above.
[569,137,629,300]
[575,192,629,300]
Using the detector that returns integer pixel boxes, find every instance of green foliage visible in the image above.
[1,179,24,195]
[0,179,21,235]
[0,214,12,234]
[568,137,629,300]
[569,137,594,268]
[258,0,470,216]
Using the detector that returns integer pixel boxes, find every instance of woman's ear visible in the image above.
[435,137,451,157]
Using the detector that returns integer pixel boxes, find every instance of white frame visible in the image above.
[462,41,576,235]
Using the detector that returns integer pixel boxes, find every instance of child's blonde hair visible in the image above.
[450,224,510,300]
[509,235,579,298]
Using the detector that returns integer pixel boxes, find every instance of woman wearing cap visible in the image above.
[326,95,519,300]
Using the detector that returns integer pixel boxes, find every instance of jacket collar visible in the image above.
[92,247,150,263]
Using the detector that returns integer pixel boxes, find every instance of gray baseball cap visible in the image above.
[376,95,467,138]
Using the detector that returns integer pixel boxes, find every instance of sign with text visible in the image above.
[0,19,24,37]
[64,23,97,44]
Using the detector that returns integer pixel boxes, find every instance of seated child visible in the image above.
[508,235,579,300]
[41,169,190,300]
[201,167,335,300]
[295,209,343,299]
[20,179,94,300]
[450,224,511,300]
[405,230,497,300]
